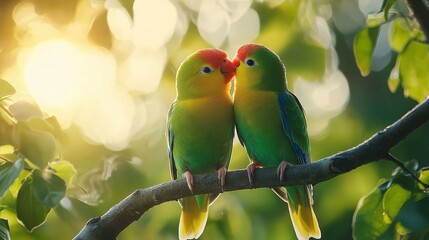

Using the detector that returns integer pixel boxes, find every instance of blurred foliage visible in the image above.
[351,1,429,239]
[0,80,75,233]
[0,219,11,240]
[353,161,429,240]
[353,0,429,102]
[0,0,428,240]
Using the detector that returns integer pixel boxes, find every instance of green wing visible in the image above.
[167,101,177,180]
[278,91,310,164]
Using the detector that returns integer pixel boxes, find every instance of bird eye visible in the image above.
[245,58,257,67]
[200,66,214,74]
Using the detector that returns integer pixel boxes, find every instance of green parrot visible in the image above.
[232,44,321,240]
[167,48,235,240]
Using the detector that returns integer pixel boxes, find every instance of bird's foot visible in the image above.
[217,166,227,191]
[183,171,194,192]
[277,161,293,182]
[246,162,259,186]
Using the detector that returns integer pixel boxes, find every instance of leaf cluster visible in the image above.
[353,161,429,240]
[353,0,429,102]
[0,79,76,236]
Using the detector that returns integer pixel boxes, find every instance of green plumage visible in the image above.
[169,97,233,177]
[234,90,305,167]
[233,44,320,240]
[167,49,235,240]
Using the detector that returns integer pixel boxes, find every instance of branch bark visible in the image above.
[73,98,429,240]
[406,0,429,41]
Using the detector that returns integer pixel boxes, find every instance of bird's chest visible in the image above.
[234,89,290,165]
[172,98,233,173]
[234,89,281,131]
[176,99,232,136]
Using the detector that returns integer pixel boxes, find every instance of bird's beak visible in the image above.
[221,58,236,83]
[232,56,240,68]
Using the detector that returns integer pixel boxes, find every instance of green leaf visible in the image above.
[0,80,15,101]
[389,18,412,53]
[0,219,11,240]
[8,169,31,198]
[353,181,392,240]
[17,122,57,168]
[0,145,15,162]
[399,41,429,102]
[353,26,380,76]
[388,58,400,93]
[397,197,429,231]
[8,101,43,122]
[16,175,50,231]
[382,183,412,222]
[32,169,66,209]
[0,157,24,198]
[418,168,429,190]
[119,0,134,18]
[48,161,76,187]
[395,221,410,236]
[26,118,55,133]
[0,102,15,126]
[380,0,397,21]
[367,13,387,28]
[44,116,62,140]
[411,29,426,42]
[392,160,419,175]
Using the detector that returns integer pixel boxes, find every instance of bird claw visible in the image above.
[217,167,227,191]
[277,161,293,182]
[184,171,194,192]
[246,162,258,186]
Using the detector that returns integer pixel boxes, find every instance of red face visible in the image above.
[233,43,261,68]
[198,49,236,83]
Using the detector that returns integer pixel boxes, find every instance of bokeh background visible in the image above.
[0,0,428,239]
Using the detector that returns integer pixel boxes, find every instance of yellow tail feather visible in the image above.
[179,195,209,240]
[288,197,321,240]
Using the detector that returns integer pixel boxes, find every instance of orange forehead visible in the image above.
[197,49,227,68]
[237,43,261,61]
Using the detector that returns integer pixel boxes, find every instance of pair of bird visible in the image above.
[167,44,321,240]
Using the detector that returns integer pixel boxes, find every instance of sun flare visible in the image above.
[23,39,117,128]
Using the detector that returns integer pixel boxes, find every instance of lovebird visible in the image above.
[167,48,235,240]
[232,44,321,240]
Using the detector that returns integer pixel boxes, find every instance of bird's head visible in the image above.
[233,43,286,91]
[176,49,235,100]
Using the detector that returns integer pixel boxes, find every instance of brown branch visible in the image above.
[72,98,429,240]
[406,0,429,41]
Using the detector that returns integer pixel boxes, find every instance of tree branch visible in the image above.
[73,97,429,240]
[406,0,429,41]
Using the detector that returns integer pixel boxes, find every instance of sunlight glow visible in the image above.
[193,0,258,47]
[107,7,132,41]
[74,87,137,150]
[294,70,350,136]
[10,0,264,151]
[22,38,146,150]
[228,8,260,51]
[197,0,231,47]
[24,39,116,127]
[13,2,37,28]
[132,0,178,49]
[309,17,332,49]
[119,48,167,94]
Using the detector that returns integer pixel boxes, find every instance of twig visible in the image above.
[406,0,429,41]
[386,153,429,188]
